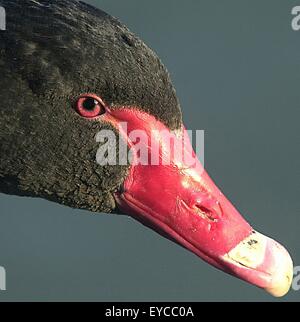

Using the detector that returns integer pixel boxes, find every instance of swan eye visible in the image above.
[75,94,105,118]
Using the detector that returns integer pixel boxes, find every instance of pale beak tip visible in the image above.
[222,231,293,297]
[263,243,294,297]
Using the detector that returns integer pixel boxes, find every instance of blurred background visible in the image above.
[0,0,299,301]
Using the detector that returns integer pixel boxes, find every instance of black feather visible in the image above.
[0,0,182,213]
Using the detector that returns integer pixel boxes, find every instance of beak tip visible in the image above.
[222,231,294,297]
[263,243,294,297]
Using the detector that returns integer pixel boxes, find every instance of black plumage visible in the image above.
[0,0,182,213]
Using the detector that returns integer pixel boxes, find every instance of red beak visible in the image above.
[104,107,293,297]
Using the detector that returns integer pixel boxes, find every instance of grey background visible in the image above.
[0,0,299,301]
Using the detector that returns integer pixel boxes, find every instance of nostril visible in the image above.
[185,192,223,222]
[194,200,222,222]
[196,204,211,214]
[194,204,218,222]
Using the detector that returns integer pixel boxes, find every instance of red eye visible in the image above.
[75,94,106,118]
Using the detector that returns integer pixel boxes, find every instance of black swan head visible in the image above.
[0,0,293,296]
